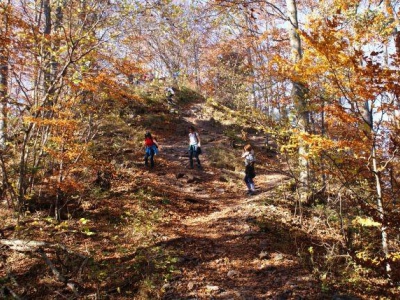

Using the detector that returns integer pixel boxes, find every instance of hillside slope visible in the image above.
[0,94,378,299]
[97,99,360,299]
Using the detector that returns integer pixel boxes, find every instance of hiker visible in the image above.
[165,87,175,103]
[188,125,202,169]
[242,144,256,195]
[144,132,159,168]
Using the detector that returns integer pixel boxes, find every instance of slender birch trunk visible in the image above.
[286,0,310,206]
[371,145,391,277]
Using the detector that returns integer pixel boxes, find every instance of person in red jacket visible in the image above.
[144,132,159,168]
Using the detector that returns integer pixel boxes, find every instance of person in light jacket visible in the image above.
[188,126,201,169]
[242,144,256,195]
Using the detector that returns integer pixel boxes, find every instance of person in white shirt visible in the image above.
[188,126,201,169]
[165,87,175,102]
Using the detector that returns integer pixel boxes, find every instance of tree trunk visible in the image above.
[42,0,63,104]
[245,10,258,108]
[371,145,391,277]
[193,40,201,91]
[384,1,400,127]
[357,64,391,277]
[1,1,11,207]
[0,1,10,150]
[384,0,400,59]
[43,0,53,108]
[43,0,64,221]
[286,0,309,204]
[18,129,32,212]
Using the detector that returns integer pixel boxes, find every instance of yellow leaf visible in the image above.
[352,216,381,227]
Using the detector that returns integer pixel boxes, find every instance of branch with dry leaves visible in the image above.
[1,239,88,297]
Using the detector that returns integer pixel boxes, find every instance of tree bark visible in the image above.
[0,1,10,150]
[286,0,309,204]
[358,52,391,277]
[371,145,391,277]
[244,9,258,108]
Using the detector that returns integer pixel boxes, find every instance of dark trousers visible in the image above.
[244,164,255,192]
[244,175,255,190]
[189,145,201,168]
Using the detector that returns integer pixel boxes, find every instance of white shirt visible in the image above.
[189,132,199,146]
[242,150,255,166]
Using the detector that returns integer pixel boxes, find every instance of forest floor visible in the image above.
[0,96,390,299]
[147,103,317,299]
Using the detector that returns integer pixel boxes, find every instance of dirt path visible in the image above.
[136,103,322,299]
